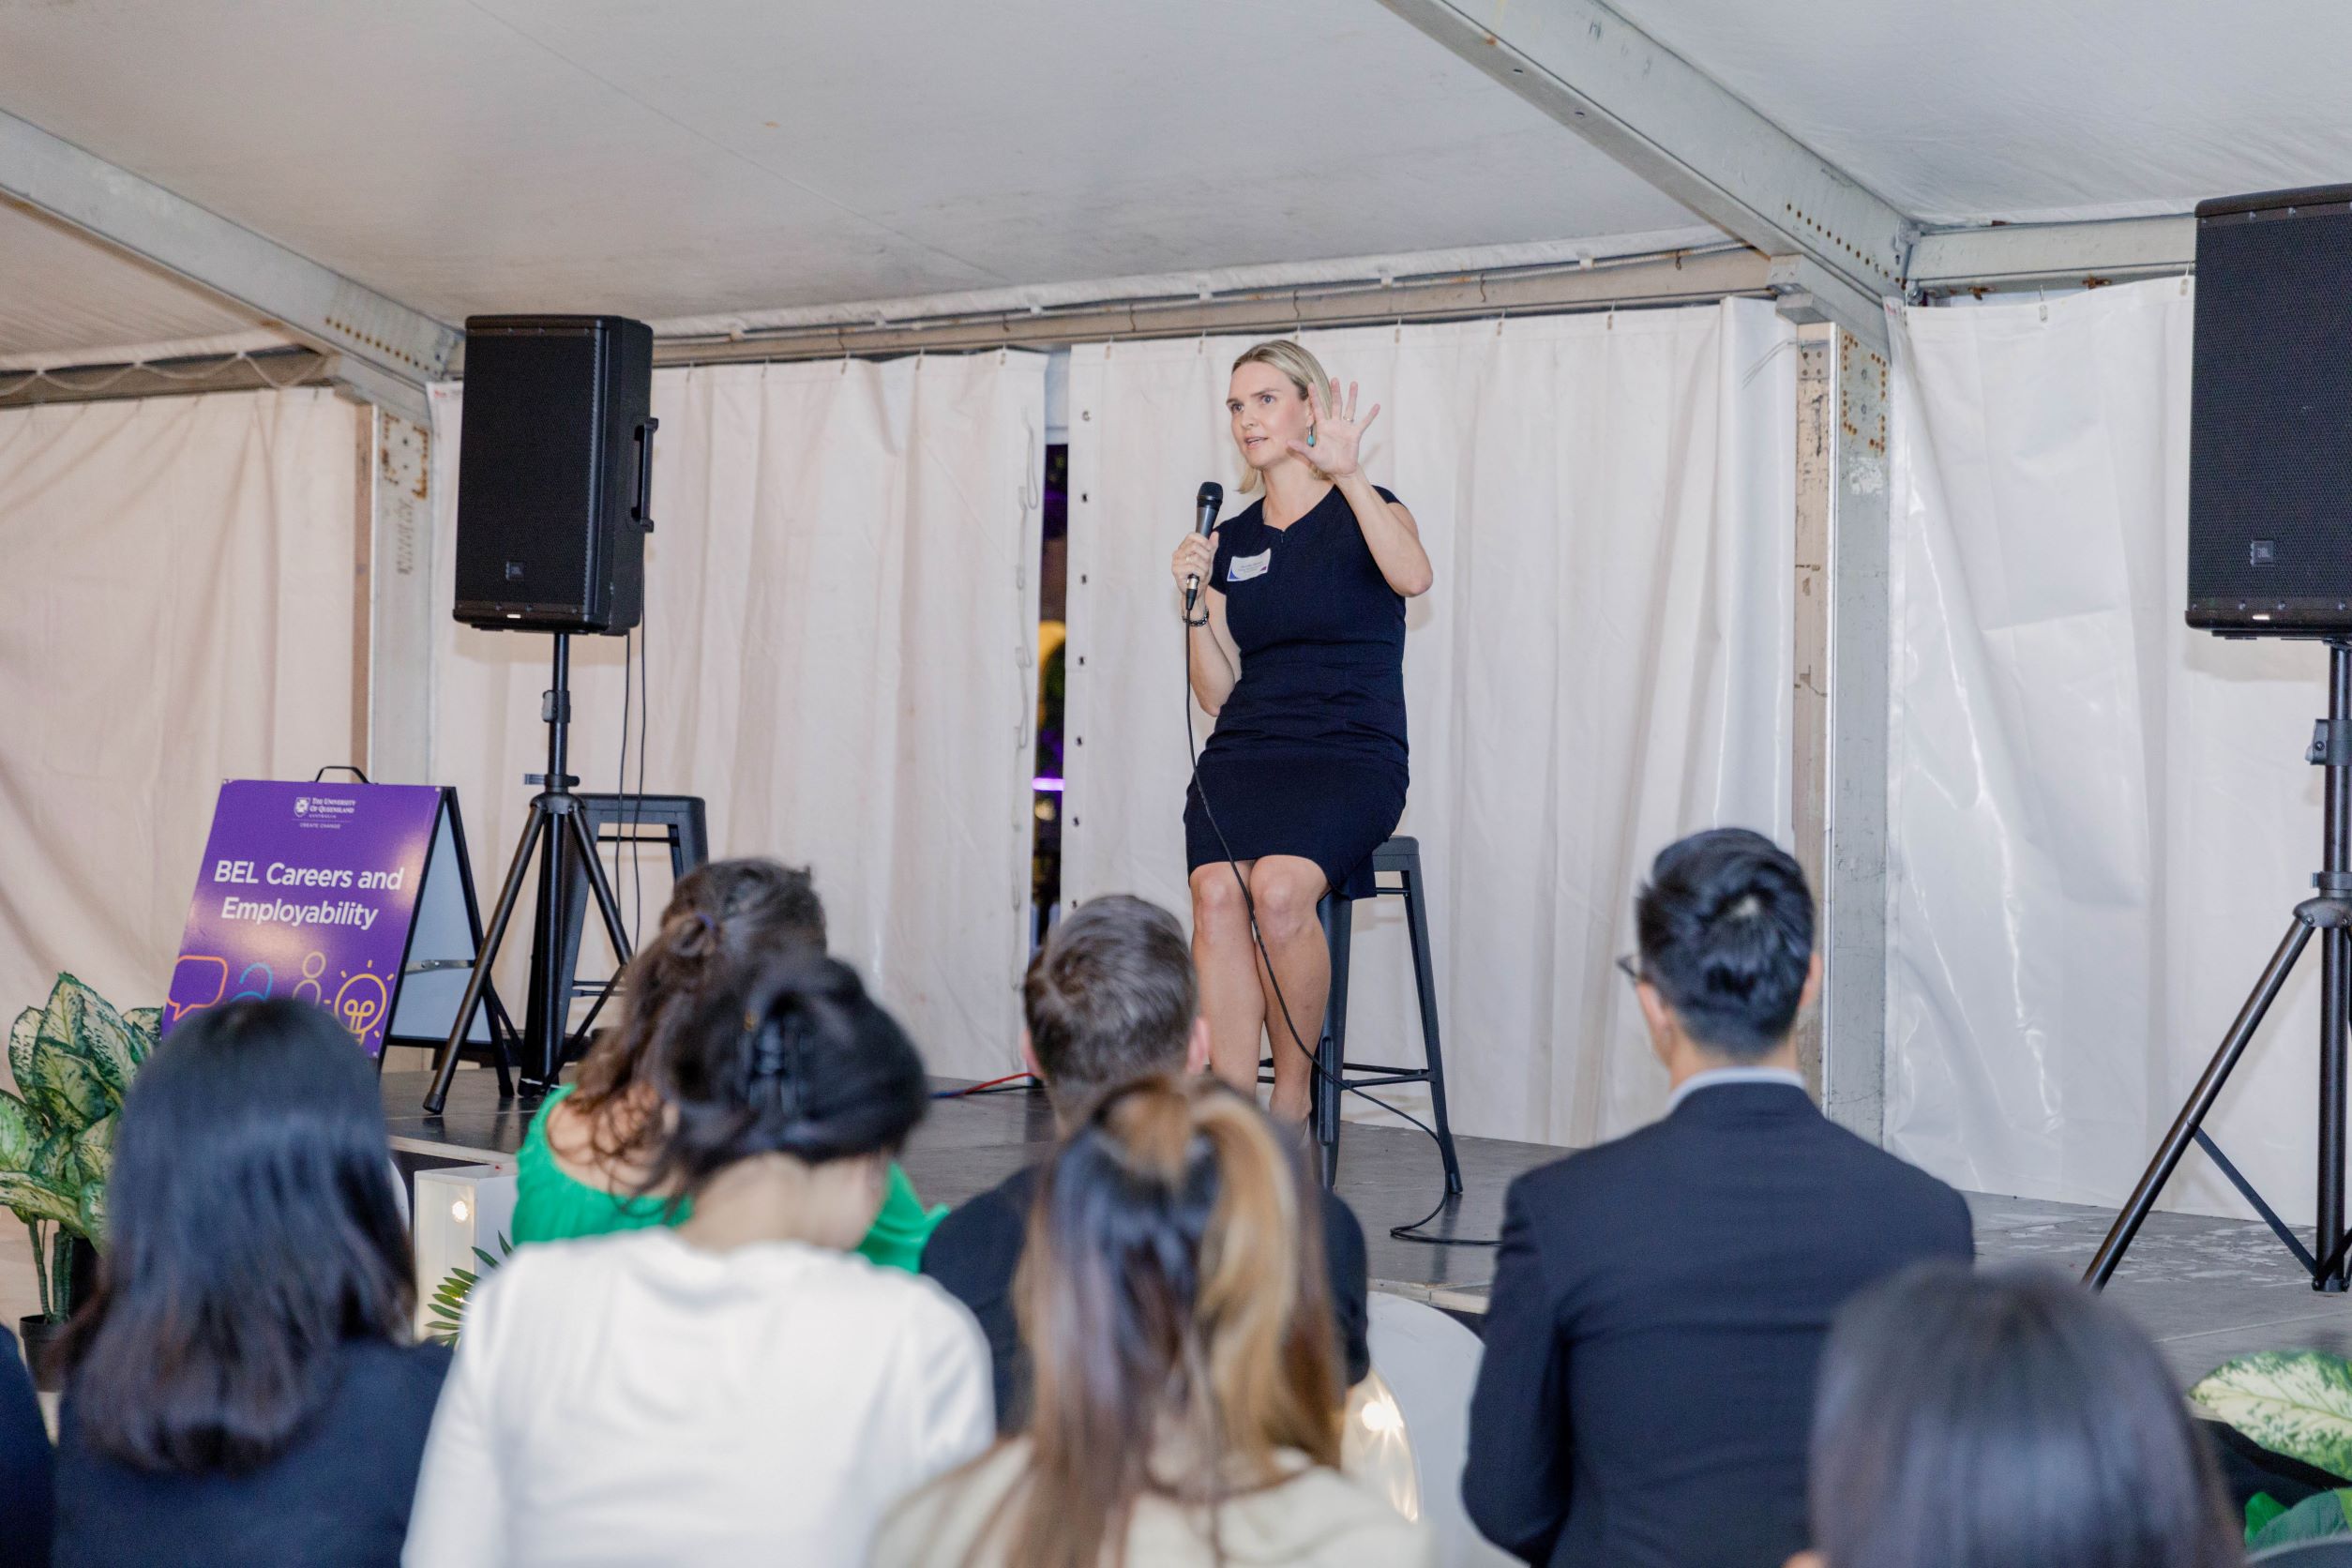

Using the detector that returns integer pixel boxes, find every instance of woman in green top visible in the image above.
[510,859,945,1271]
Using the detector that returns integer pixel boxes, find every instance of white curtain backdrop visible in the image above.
[0,387,363,1018]
[1063,304,1794,1149]
[429,354,1045,1080]
[1887,277,2334,1221]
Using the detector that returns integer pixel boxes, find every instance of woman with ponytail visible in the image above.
[872,1076,1428,1568]
[404,955,992,1567]
[511,857,943,1270]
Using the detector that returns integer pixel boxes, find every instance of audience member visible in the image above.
[0,1325,51,1568]
[1795,1262,2240,1568]
[921,894,1369,1430]
[404,955,991,1567]
[515,857,943,1269]
[1464,827,1975,1568]
[874,1075,1429,1568]
[50,1000,447,1568]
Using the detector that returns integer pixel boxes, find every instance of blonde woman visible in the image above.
[871,1076,1430,1568]
[1168,340,1433,1121]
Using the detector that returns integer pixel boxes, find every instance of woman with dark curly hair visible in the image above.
[407,955,991,1566]
[511,857,942,1269]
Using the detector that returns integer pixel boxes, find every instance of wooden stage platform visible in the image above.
[382,1067,2352,1377]
[381,1066,1545,1314]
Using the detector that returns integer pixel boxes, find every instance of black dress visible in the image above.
[0,1328,51,1568]
[1184,483,1408,900]
[51,1338,449,1568]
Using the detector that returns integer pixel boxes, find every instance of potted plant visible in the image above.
[0,974,155,1388]
[2192,1350,2352,1546]
[423,1234,513,1348]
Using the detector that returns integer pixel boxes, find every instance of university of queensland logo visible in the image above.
[292,793,355,825]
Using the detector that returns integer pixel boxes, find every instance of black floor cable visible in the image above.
[933,1072,1040,1101]
[568,626,651,1066]
[1184,621,1495,1248]
[630,611,649,944]
[607,617,655,951]
[615,628,634,941]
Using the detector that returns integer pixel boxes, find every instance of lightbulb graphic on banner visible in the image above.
[165,780,477,1058]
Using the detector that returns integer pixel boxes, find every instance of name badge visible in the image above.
[1228,550,1272,583]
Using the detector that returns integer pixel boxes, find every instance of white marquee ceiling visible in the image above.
[4,0,2350,364]
[0,0,1701,357]
[0,200,282,367]
[1606,0,2352,226]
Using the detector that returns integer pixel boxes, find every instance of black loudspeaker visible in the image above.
[2188,186,2352,638]
[454,315,656,635]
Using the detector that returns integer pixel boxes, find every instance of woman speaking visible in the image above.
[1170,339,1433,1123]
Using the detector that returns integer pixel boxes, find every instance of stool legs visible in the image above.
[1315,895,1353,1189]
[1396,858,1464,1194]
[1304,838,1462,1197]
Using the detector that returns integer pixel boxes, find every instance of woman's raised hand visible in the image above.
[1288,379,1380,478]
[1171,531,1217,604]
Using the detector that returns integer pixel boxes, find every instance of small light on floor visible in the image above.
[1343,1369,1420,1521]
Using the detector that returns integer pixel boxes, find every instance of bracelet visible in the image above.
[1184,611,1210,627]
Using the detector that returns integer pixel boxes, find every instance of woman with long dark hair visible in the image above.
[50,999,445,1568]
[1171,339,1432,1122]
[1795,1263,2240,1568]
[0,1323,49,1567]
[873,1075,1428,1568]
[404,955,990,1567]
[513,856,942,1269]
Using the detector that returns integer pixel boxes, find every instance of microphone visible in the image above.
[1186,481,1224,617]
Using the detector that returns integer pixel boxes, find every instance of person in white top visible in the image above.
[403,954,992,1568]
[871,1075,1429,1568]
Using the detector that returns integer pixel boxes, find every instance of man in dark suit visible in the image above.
[921,894,1369,1432]
[1464,828,1973,1568]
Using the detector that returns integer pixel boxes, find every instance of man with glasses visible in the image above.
[1464,828,1973,1568]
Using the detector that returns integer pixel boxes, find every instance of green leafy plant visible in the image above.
[2250,1488,2352,1549]
[1,975,156,1321]
[2192,1350,2352,1483]
[424,1233,513,1347]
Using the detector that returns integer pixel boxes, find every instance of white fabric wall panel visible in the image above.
[0,388,363,1015]
[430,354,1045,1079]
[1888,279,2330,1221]
[1064,304,1793,1149]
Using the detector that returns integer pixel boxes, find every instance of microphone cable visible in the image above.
[1182,603,1495,1248]
[630,604,649,945]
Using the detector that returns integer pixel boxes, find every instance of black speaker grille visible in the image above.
[452,315,652,636]
[2188,189,2352,634]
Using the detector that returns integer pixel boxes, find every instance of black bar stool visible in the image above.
[550,793,710,1067]
[1263,837,1464,1192]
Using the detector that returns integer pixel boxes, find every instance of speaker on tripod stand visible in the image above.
[2089,185,2352,1290]
[425,314,657,1113]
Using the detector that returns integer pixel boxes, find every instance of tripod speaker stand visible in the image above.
[2086,639,2352,1292]
[425,632,636,1113]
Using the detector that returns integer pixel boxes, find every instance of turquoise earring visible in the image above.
[1306,427,1317,447]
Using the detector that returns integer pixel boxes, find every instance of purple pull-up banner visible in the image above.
[165,780,445,1057]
